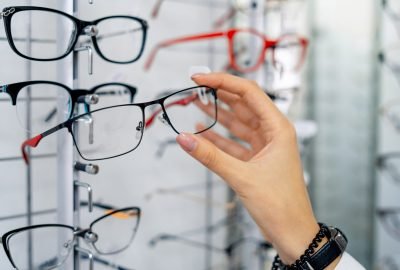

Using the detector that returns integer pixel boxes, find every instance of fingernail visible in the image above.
[191,73,205,79]
[177,133,197,152]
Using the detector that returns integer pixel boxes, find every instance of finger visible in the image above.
[218,90,260,130]
[196,100,264,147]
[196,124,252,161]
[192,73,283,126]
[176,133,243,181]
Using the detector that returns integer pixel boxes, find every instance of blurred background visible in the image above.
[0,0,397,269]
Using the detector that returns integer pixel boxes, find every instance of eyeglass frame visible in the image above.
[144,27,308,74]
[21,85,218,163]
[377,208,400,241]
[0,80,137,121]
[0,6,148,64]
[1,206,141,269]
[377,152,400,184]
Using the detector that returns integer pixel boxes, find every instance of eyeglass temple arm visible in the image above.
[213,6,237,29]
[21,123,67,165]
[144,31,226,70]
[145,94,198,128]
[151,0,165,18]
[103,209,139,220]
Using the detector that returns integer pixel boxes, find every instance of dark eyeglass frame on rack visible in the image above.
[21,85,218,163]
[0,207,141,270]
[0,6,148,63]
[144,28,308,73]
[378,51,400,86]
[376,208,400,241]
[377,152,400,185]
[382,0,400,23]
[0,80,137,120]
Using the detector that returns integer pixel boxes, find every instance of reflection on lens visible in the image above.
[96,17,144,63]
[164,87,217,134]
[16,83,72,134]
[91,208,140,254]
[232,30,265,71]
[72,105,143,160]
[7,226,74,270]
[274,35,303,72]
[10,10,76,60]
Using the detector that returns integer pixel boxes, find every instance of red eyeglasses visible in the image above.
[144,28,308,74]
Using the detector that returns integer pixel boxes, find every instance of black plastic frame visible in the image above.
[1,6,148,63]
[2,80,137,120]
[1,207,141,269]
[31,86,217,161]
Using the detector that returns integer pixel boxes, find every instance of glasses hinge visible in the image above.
[0,85,7,93]
[0,8,15,19]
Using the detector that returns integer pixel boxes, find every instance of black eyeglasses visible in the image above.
[377,208,400,241]
[382,0,400,35]
[377,153,400,185]
[1,207,140,270]
[0,6,148,63]
[0,81,137,134]
[21,86,218,163]
[379,50,400,86]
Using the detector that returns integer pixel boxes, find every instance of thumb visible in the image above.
[176,133,242,180]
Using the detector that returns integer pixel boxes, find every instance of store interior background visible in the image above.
[0,0,397,269]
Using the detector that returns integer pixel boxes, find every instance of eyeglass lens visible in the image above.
[87,84,134,111]
[72,104,144,160]
[381,211,400,240]
[232,30,265,71]
[71,87,217,161]
[7,226,75,270]
[16,83,72,134]
[274,35,304,71]
[163,87,217,134]
[90,208,140,254]
[10,10,76,60]
[95,17,145,63]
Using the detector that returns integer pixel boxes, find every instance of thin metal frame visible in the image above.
[21,86,218,163]
[0,207,141,269]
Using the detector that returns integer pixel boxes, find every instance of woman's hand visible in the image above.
[176,72,323,265]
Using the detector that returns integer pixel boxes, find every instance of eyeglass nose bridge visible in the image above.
[83,25,99,37]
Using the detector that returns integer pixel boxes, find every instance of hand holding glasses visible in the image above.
[0,6,147,64]
[144,28,308,74]
[0,207,140,270]
[21,86,218,163]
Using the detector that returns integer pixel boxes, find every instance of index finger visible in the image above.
[191,72,284,125]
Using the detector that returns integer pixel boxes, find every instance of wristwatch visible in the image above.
[298,226,348,270]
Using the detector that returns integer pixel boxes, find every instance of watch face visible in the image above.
[335,231,348,252]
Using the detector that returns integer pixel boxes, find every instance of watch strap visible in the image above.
[299,227,348,270]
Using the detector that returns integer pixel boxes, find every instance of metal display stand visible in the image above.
[57,1,95,269]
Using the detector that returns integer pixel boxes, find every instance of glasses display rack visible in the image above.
[375,0,400,268]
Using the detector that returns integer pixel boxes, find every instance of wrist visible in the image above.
[272,218,320,264]
[273,223,347,270]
